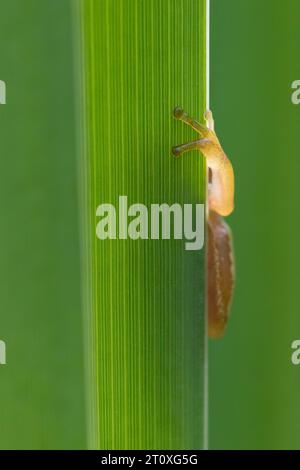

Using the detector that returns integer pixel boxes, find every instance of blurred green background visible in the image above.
[0,0,300,450]
[0,0,85,449]
[209,0,300,450]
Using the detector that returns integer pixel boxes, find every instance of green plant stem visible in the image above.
[75,0,208,450]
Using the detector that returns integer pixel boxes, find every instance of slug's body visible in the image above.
[172,108,235,338]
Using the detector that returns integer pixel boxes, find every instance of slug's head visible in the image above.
[173,107,185,120]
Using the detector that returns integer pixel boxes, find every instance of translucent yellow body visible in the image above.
[172,108,235,338]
